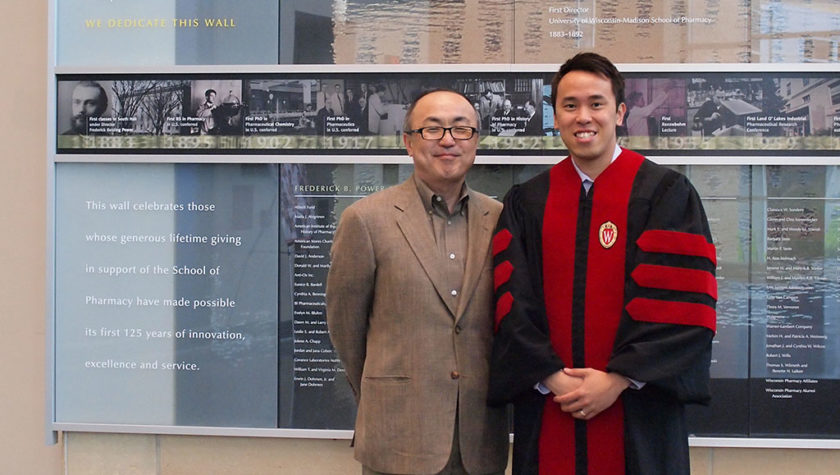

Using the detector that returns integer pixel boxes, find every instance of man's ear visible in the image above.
[403,132,413,155]
[615,102,627,126]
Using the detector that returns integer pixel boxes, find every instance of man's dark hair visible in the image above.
[550,52,625,114]
[402,88,479,132]
[204,88,217,98]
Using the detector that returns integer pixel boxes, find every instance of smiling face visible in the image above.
[554,70,626,176]
[403,91,479,194]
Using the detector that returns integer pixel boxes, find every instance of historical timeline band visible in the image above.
[53,160,840,438]
[57,71,840,155]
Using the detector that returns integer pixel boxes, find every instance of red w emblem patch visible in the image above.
[599,221,618,249]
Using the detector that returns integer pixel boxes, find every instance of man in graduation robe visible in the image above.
[489,52,717,475]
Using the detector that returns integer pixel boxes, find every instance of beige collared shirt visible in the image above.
[413,174,469,308]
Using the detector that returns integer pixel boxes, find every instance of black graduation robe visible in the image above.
[489,149,716,475]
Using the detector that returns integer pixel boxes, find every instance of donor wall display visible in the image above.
[50,0,840,443]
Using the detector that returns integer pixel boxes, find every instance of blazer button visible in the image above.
[450,371,460,380]
[454,325,462,334]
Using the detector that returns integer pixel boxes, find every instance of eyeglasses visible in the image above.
[405,126,478,140]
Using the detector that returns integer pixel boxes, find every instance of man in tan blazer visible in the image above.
[326,89,508,474]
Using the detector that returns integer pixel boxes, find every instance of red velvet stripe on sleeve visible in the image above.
[494,291,513,332]
[637,230,716,265]
[493,229,513,257]
[626,297,716,332]
[494,260,513,291]
[631,264,717,299]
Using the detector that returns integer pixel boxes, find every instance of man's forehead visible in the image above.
[418,113,473,124]
[416,92,472,111]
[417,90,467,104]
[557,71,615,98]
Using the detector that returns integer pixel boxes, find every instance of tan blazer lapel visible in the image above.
[394,182,458,316]
[455,193,494,320]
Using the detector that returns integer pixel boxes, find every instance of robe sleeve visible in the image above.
[488,184,565,405]
[607,171,717,404]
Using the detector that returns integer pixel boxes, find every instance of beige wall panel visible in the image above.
[0,0,63,473]
[713,447,840,474]
[160,436,355,474]
[66,433,157,475]
[690,447,712,474]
